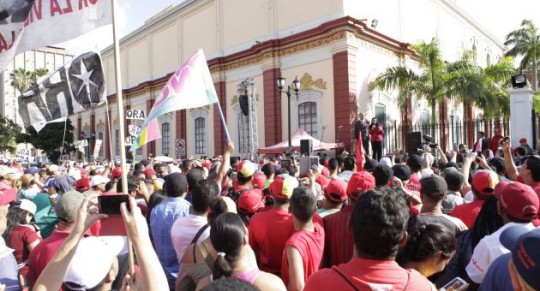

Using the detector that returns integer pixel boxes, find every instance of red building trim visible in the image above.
[77,117,82,160]
[176,110,187,157]
[213,81,227,155]
[333,51,357,152]
[105,110,111,161]
[146,99,156,156]
[263,68,282,147]
[90,113,95,159]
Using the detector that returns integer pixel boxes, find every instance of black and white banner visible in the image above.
[18,51,106,129]
[0,0,111,71]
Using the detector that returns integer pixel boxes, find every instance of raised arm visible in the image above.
[33,196,107,291]
[501,137,518,181]
[120,197,169,291]
[214,142,234,186]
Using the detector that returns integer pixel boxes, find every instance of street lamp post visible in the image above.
[81,132,96,162]
[276,76,300,154]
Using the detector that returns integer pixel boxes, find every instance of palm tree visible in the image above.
[9,68,49,96]
[504,19,540,91]
[446,50,515,119]
[10,68,33,96]
[375,40,447,124]
[411,40,448,123]
[31,68,49,83]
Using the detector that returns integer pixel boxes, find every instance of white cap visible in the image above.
[18,199,37,215]
[64,236,125,288]
[0,165,16,177]
[91,175,110,187]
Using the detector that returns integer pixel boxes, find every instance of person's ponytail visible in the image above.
[213,252,233,279]
[210,213,246,279]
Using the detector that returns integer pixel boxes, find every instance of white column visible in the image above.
[509,87,534,147]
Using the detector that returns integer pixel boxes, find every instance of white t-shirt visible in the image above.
[170,214,209,263]
[466,222,535,283]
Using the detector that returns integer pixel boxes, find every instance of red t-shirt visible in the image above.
[248,207,294,274]
[6,225,40,277]
[406,175,421,192]
[451,200,484,229]
[27,230,71,287]
[281,224,325,286]
[304,258,435,291]
[323,205,354,267]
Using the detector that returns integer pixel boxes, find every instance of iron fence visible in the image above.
[379,118,510,155]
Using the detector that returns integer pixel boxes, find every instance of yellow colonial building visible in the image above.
[71,0,503,161]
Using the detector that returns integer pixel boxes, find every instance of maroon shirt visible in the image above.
[6,225,40,277]
[323,205,354,267]
[27,230,71,288]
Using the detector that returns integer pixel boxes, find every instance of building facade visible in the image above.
[69,0,504,161]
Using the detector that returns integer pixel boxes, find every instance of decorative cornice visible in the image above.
[107,16,415,101]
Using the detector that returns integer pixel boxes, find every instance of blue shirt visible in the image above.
[479,253,513,291]
[0,237,20,291]
[150,196,191,288]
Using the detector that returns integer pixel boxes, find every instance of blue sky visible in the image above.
[58,0,540,55]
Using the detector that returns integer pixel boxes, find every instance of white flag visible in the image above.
[0,0,111,71]
[93,139,102,158]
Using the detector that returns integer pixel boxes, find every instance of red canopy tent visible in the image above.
[258,128,344,154]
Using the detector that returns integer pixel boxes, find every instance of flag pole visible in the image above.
[110,0,134,275]
[105,101,114,162]
[215,99,231,144]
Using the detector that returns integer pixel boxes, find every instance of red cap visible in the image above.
[252,174,266,189]
[111,167,122,179]
[472,170,499,196]
[498,183,539,221]
[519,138,527,144]
[0,187,15,205]
[75,178,91,192]
[315,175,330,189]
[325,178,347,203]
[236,160,257,177]
[269,175,299,200]
[238,189,265,214]
[347,171,376,200]
[144,168,156,179]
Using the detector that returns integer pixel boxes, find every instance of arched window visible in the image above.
[292,90,323,139]
[195,117,206,154]
[162,122,170,156]
[298,101,317,137]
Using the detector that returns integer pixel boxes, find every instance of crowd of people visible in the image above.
[0,132,540,291]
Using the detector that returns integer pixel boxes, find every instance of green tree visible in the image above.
[504,19,540,91]
[17,119,75,164]
[375,39,447,123]
[10,68,49,96]
[446,51,515,119]
[0,116,22,153]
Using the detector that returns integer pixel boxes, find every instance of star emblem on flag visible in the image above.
[72,60,97,96]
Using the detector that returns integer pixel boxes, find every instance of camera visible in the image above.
[423,134,438,149]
